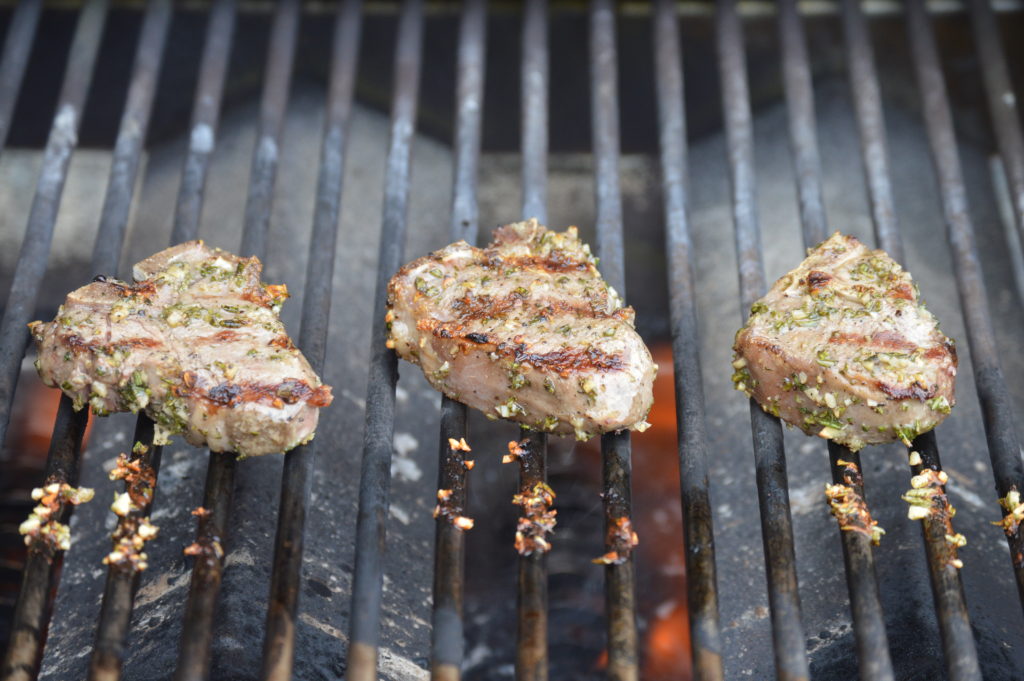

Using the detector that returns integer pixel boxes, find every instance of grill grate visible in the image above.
[0,2,1023,681]
[170,2,237,678]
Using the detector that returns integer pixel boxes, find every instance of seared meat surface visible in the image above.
[732,232,956,451]
[386,220,656,440]
[30,242,332,457]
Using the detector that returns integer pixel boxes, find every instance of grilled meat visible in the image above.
[386,220,656,440]
[30,241,332,457]
[732,232,956,451]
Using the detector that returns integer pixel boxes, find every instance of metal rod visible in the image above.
[0,6,113,680]
[714,1,810,679]
[909,431,981,681]
[1,3,169,678]
[0,0,42,154]
[258,2,361,680]
[967,0,1024,254]
[838,0,903,261]
[176,1,298,677]
[777,1,896,678]
[514,430,548,681]
[239,0,300,260]
[83,3,177,680]
[87,418,163,681]
[168,10,241,678]
[839,1,982,678]
[651,2,724,679]
[824,443,895,681]
[905,0,1024,613]
[448,0,486,247]
[172,0,237,244]
[0,391,88,681]
[991,155,1024,305]
[172,454,236,681]
[589,3,638,679]
[345,2,424,679]
[0,0,107,455]
[430,2,486,680]
[778,0,828,247]
[516,2,549,680]
[92,0,172,284]
[521,0,548,226]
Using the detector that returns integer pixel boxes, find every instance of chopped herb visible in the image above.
[926,395,951,414]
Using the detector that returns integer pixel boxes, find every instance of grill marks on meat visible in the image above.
[386,220,656,440]
[30,241,333,457]
[732,232,956,451]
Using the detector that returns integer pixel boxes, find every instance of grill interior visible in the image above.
[1,1,1024,680]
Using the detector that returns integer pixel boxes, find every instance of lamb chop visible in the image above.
[386,219,656,440]
[30,241,332,457]
[732,232,956,451]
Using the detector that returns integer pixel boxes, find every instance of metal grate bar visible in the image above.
[0,6,111,680]
[260,2,361,679]
[3,1,169,677]
[777,2,895,679]
[93,0,172,287]
[0,0,42,155]
[167,3,239,678]
[822,445,894,680]
[839,1,981,677]
[714,1,810,679]
[908,431,981,680]
[0,0,107,455]
[0,388,88,681]
[87,420,163,681]
[516,1,550,679]
[346,2,424,678]
[521,0,548,226]
[79,4,176,680]
[171,0,236,244]
[239,0,300,261]
[838,0,901,260]
[514,431,548,681]
[430,2,486,679]
[172,449,236,681]
[88,1,292,675]
[777,0,828,247]
[904,0,1024,610]
[968,0,1024,249]
[589,3,638,680]
[162,3,301,677]
[650,2,724,679]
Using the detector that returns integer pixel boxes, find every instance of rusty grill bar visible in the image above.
[1,2,1023,680]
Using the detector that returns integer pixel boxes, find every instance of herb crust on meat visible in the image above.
[30,241,332,457]
[732,232,956,451]
[386,219,656,440]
